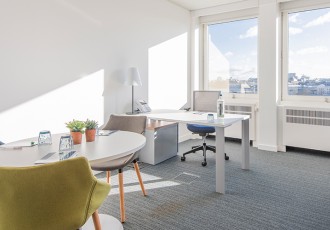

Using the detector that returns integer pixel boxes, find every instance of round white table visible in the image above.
[0,131,146,230]
[0,131,146,166]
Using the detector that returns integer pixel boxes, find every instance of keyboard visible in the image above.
[60,150,77,160]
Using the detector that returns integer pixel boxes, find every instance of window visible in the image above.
[205,18,258,95]
[284,7,330,98]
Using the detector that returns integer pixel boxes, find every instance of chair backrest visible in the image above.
[0,157,110,230]
[103,114,147,134]
[193,90,221,112]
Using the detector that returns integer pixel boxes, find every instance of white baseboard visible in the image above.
[258,144,278,152]
[277,145,286,152]
[178,133,194,143]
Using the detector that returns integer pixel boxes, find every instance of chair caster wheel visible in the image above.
[201,161,207,167]
[225,155,229,160]
[181,156,186,161]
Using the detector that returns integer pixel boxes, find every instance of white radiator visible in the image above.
[224,104,256,141]
[283,107,330,151]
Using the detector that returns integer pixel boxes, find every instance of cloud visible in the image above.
[289,27,303,35]
[230,66,256,79]
[240,69,256,76]
[230,67,242,72]
[225,51,233,57]
[239,26,258,39]
[250,51,257,56]
[289,13,299,23]
[305,12,330,28]
[296,46,328,55]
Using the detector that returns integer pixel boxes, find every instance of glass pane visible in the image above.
[288,8,330,96]
[207,18,258,94]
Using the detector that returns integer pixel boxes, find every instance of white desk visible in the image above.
[147,111,250,194]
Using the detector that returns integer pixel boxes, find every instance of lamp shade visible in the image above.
[124,67,142,86]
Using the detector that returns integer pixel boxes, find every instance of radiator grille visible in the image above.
[224,103,256,141]
[286,109,330,126]
[225,105,253,118]
[286,109,330,118]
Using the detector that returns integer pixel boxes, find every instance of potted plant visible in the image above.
[85,119,98,142]
[65,119,85,145]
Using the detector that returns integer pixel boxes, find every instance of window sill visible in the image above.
[279,101,330,110]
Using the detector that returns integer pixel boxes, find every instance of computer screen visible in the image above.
[193,91,221,112]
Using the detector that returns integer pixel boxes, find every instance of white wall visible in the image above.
[258,0,280,151]
[0,0,190,142]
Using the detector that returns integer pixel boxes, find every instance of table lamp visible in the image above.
[125,67,142,114]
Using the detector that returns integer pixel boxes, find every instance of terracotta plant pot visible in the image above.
[70,132,82,145]
[85,129,96,142]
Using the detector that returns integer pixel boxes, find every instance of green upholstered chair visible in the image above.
[0,157,110,230]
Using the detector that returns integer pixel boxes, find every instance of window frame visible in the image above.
[201,9,259,99]
[281,2,330,102]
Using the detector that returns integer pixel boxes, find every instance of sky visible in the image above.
[208,7,330,80]
[209,18,257,81]
[288,7,330,79]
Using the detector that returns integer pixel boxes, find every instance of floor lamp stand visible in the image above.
[126,85,138,115]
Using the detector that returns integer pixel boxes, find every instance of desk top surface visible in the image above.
[0,131,146,167]
[146,110,249,128]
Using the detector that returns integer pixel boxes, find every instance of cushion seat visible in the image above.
[187,124,215,134]
[90,152,138,171]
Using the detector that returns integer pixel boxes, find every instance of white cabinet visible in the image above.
[139,120,178,165]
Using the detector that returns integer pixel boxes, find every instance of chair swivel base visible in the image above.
[181,144,229,167]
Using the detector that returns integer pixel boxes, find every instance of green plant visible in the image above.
[85,119,98,130]
[65,119,85,133]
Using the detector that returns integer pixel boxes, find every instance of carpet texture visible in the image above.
[97,139,330,230]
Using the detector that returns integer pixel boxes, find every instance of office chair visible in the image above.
[181,124,229,166]
[0,157,110,230]
[90,114,147,223]
[181,91,229,167]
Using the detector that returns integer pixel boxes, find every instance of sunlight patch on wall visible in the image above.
[194,27,200,90]
[148,33,188,110]
[0,70,104,143]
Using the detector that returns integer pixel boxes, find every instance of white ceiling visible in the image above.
[168,0,248,11]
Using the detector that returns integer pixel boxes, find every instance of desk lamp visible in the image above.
[125,67,142,114]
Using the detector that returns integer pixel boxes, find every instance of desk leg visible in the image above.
[215,127,225,194]
[242,119,250,170]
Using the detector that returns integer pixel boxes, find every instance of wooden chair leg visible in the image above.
[118,169,126,223]
[133,161,147,196]
[106,171,111,184]
[92,210,101,230]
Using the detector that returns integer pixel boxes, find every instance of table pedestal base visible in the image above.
[82,214,123,230]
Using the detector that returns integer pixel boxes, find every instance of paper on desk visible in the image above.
[0,141,35,149]
[97,130,118,136]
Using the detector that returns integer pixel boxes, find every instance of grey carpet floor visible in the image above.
[97,138,330,230]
